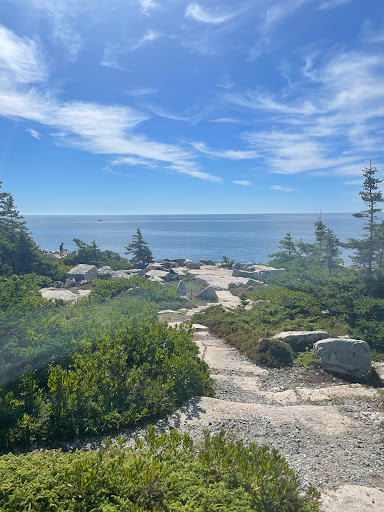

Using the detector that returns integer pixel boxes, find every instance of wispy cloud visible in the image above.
[318,0,352,10]
[191,141,259,160]
[102,166,120,175]
[101,30,160,69]
[24,0,83,59]
[0,25,220,183]
[126,88,158,96]
[232,180,251,186]
[343,179,363,185]
[216,75,234,89]
[129,29,160,51]
[271,185,293,192]
[359,20,384,45]
[185,3,240,24]
[144,104,202,124]
[26,128,41,139]
[0,25,47,83]
[138,0,157,15]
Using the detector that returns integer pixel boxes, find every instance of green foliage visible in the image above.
[0,428,320,511]
[61,238,131,269]
[239,291,250,309]
[0,320,212,449]
[125,228,154,268]
[348,162,384,273]
[257,339,293,368]
[0,274,52,315]
[91,275,184,307]
[295,348,320,368]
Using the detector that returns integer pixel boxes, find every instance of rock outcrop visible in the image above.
[273,331,329,351]
[314,337,372,379]
[196,286,218,301]
[176,280,187,295]
[199,259,215,266]
[67,264,98,282]
[40,288,91,303]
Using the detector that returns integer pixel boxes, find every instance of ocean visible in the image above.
[24,213,365,264]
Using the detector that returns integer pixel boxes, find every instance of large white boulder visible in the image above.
[67,264,98,282]
[40,288,91,303]
[314,337,371,379]
[273,330,329,350]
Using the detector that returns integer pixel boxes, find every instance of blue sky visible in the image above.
[0,0,383,214]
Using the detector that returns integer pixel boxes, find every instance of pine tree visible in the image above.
[125,228,154,268]
[279,232,296,255]
[323,228,341,273]
[348,162,384,273]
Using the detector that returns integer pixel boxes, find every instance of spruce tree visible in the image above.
[125,228,154,268]
[348,162,383,273]
[279,232,296,255]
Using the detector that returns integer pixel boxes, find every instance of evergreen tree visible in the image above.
[348,162,384,273]
[323,228,341,273]
[279,232,296,255]
[125,228,154,268]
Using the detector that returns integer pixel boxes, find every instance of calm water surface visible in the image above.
[24,214,364,263]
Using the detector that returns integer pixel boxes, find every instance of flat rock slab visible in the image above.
[40,288,91,303]
[320,485,384,511]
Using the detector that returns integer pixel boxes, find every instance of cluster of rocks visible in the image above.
[42,249,62,260]
[262,330,372,380]
[232,266,285,281]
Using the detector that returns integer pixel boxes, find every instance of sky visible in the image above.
[0,0,383,214]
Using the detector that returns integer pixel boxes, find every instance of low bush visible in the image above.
[295,348,320,368]
[0,321,212,450]
[257,339,293,368]
[0,428,320,512]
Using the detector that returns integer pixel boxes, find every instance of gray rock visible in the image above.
[67,264,98,282]
[314,338,372,379]
[176,280,187,295]
[186,261,200,269]
[196,286,218,301]
[232,269,259,279]
[246,279,266,288]
[228,281,244,289]
[272,330,329,351]
[145,269,169,282]
[199,259,216,266]
[40,288,91,303]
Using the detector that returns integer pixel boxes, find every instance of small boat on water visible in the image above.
[97,219,103,221]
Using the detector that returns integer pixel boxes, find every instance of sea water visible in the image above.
[24,213,364,264]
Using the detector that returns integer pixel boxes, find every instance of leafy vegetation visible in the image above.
[61,238,132,269]
[0,428,320,512]
[0,318,212,449]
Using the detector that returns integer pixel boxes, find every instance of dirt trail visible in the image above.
[156,266,384,512]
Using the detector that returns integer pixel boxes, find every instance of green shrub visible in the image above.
[295,348,320,368]
[0,428,320,511]
[0,321,212,449]
[256,339,293,368]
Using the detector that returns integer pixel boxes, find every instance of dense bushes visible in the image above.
[257,339,294,368]
[61,238,132,269]
[91,275,183,307]
[0,321,212,450]
[0,428,320,512]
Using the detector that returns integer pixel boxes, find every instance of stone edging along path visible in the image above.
[155,266,384,512]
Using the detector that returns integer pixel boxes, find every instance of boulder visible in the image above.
[145,270,169,282]
[232,269,259,279]
[97,266,113,279]
[272,330,329,351]
[228,281,244,289]
[199,259,215,266]
[186,261,200,269]
[67,264,98,282]
[196,286,218,301]
[176,280,187,295]
[258,269,285,280]
[233,262,255,271]
[40,287,91,303]
[314,337,371,379]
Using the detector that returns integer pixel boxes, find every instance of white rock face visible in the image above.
[196,286,218,301]
[273,331,329,350]
[176,280,187,294]
[40,288,91,303]
[314,338,371,379]
[67,264,98,282]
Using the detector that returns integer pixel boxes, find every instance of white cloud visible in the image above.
[216,76,234,89]
[208,117,241,123]
[138,0,157,15]
[130,29,160,51]
[102,166,120,175]
[144,104,202,124]
[318,0,352,10]
[26,128,41,139]
[0,25,220,183]
[0,25,47,83]
[271,185,293,192]
[359,20,384,45]
[101,42,130,71]
[344,179,363,185]
[185,3,240,24]
[126,88,158,96]
[232,180,251,186]
[24,0,83,59]
[192,141,259,160]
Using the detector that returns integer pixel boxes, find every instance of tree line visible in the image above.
[272,162,384,274]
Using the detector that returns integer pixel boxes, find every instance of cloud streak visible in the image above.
[185,3,240,24]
